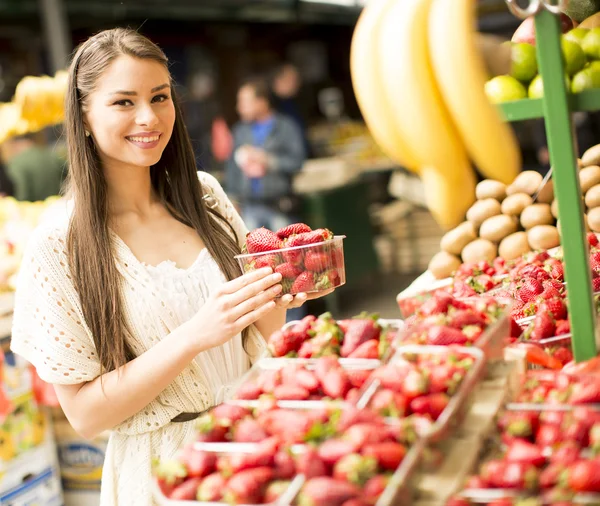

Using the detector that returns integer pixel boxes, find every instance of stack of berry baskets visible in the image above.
[235,226,346,296]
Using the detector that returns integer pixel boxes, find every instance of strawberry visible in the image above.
[346,388,362,403]
[347,369,372,390]
[371,363,407,392]
[362,441,406,470]
[402,369,429,400]
[207,403,251,427]
[594,277,600,292]
[426,326,469,346]
[335,405,387,433]
[448,309,487,329]
[333,453,378,486]
[153,459,187,497]
[363,474,389,503]
[429,364,465,395]
[291,271,316,293]
[256,369,282,393]
[341,318,381,357]
[196,472,226,501]
[539,299,567,321]
[314,356,341,383]
[274,383,311,400]
[291,315,318,340]
[555,319,570,335]
[181,446,217,477]
[505,439,546,467]
[274,450,296,479]
[536,424,563,448]
[590,251,600,272]
[223,466,274,504]
[318,438,359,466]
[221,437,279,475]
[282,367,320,393]
[194,414,228,442]
[446,497,472,506]
[344,423,389,448]
[249,253,280,270]
[169,477,202,500]
[322,368,350,399]
[570,376,600,404]
[341,500,370,506]
[568,459,600,492]
[369,389,407,417]
[296,447,327,478]
[481,460,539,489]
[234,380,263,400]
[410,393,449,420]
[268,329,305,357]
[258,410,319,444]
[550,441,580,465]
[530,312,556,341]
[348,339,379,359]
[298,340,314,358]
[233,417,268,443]
[276,262,303,279]
[298,477,361,506]
[549,345,573,366]
[288,229,334,247]
[517,278,544,303]
[540,462,566,489]
[276,223,312,240]
[265,480,291,503]
[305,251,330,272]
[589,232,599,247]
[316,269,341,290]
[246,227,282,254]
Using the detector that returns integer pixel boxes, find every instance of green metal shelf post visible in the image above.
[533,9,596,361]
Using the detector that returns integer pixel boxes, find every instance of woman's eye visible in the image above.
[114,99,133,106]
[152,94,170,103]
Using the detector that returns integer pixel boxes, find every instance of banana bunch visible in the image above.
[350,0,521,229]
[0,70,68,144]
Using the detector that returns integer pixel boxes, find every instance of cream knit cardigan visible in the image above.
[10,172,266,505]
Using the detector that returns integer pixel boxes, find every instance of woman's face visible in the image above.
[84,55,175,171]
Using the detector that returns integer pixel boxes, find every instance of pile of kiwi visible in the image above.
[428,145,600,279]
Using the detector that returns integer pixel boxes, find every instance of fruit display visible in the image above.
[236,224,345,296]
[265,313,400,360]
[351,0,521,229]
[0,70,68,143]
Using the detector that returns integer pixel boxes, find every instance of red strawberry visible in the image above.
[346,388,362,403]
[540,462,566,489]
[550,346,573,366]
[555,319,570,335]
[291,271,316,293]
[276,262,303,279]
[154,460,187,498]
[446,497,472,506]
[181,446,217,477]
[347,369,372,390]
[402,369,429,400]
[363,475,389,502]
[568,459,600,492]
[222,437,279,475]
[288,229,334,247]
[210,404,250,426]
[196,472,226,501]
[296,447,328,478]
[426,326,469,345]
[344,423,389,448]
[448,309,487,329]
[246,227,282,254]
[298,477,360,506]
[223,466,274,504]
[539,299,567,321]
[195,414,229,443]
[362,441,406,470]
[256,369,282,393]
[305,251,330,272]
[505,438,546,467]
[322,368,350,399]
[274,384,310,400]
[570,377,600,404]
[314,356,341,383]
[283,367,319,393]
[298,340,314,358]
[234,380,263,400]
[518,278,544,303]
[341,319,380,357]
[276,223,312,240]
[169,477,202,500]
[341,500,370,506]
[274,450,296,479]
[589,232,599,247]
[536,424,563,448]
[250,253,280,270]
[348,339,379,359]
[371,363,407,392]
[316,269,341,290]
[233,417,268,443]
[268,329,305,357]
[258,410,319,444]
[530,312,556,341]
[481,460,539,489]
[550,441,580,465]
[410,393,449,420]
[265,480,292,503]
[594,277,600,292]
[369,389,407,417]
[591,251,600,272]
[333,453,378,486]
[318,438,359,466]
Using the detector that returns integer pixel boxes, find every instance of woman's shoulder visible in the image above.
[25,200,72,258]
[197,170,224,193]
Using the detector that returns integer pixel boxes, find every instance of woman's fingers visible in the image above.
[232,283,282,320]
[235,300,278,329]
[220,268,274,295]
[227,271,282,307]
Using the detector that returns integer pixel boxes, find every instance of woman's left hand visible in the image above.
[275,289,335,309]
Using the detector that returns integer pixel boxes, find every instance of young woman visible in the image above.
[10,28,333,505]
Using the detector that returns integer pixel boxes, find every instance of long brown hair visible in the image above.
[64,28,244,374]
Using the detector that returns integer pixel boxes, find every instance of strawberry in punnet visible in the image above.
[363,474,390,503]
[315,269,341,291]
[517,278,545,303]
[296,447,328,478]
[536,423,563,448]
[481,460,539,490]
[234,380,263,400]
[297,340,314,358]
[347,369,372,390]
[333,453,378,486]
[568,459,600,492]
[549,345,573,366]
[291,271,316,293]
[318,438,360,466]
[169,477,202,500]
[153,459,187,497]
[589,232,600,247]
[539,299,567,321]
[181,446,217,477]
[298,477,361,506]
[248,252,280,270]
[265,480,292,503]
[276,223,312,240]
[322,368,350,398]
[530,312,556,341]
[196,472,226,501]
[344,423,390,448]
[282,365,320,393]
[194,414,228,442]
[426,326,469,346]
[223,466,274,504]
[590,251,600,272]
[555,319,570,335]
[348,339,379,359]
[447,309,488,329]
[305,251,330,272]
[362,441,406,470]
[545,258,565,281]
[540,462,567,489]
[569,376,600,404]
[505,439,546,467]
[274,450,296,479]
[594,277,600,292]
[258,410,320,444]
[274,384,310,400]
[210,404,250,427]
[410,393,450,420]
[402,368,429,401]
[369,388,407,417]
[256,369,282,394]
[314,355,341,383]
[245,227,282,253]
[288,228,334,247]
[268,328,305,357]
[340,317,381,357]
[275,262,303,279]
[419,291,455,316]
[445,497,472,506]
[550,441,580,465]
[233,417,268,443]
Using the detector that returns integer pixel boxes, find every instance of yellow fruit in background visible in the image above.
[566,27,590,45]
[582,27,600,60]
[0,428,15,461]
[485,75,528,103]
[529,74,571,99]
[562,37,587,76]
[31,411,47,447]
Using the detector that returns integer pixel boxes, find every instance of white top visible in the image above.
[10,172,266,505]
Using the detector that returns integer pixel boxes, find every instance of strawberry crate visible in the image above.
[229,357,381,404]
[235,236,346,296]
[356,345,487,444]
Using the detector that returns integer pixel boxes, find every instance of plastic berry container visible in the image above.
[235,236,346,295]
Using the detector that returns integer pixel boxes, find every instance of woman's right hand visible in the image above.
[191,267,282,351]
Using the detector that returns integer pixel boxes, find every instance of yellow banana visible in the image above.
[428,0,521,185]
[350,0,419,172]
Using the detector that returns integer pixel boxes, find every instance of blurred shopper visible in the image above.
[10,29,332,506]
[2,134,66,201]
[227,77,306,231]
[0,159,14,197]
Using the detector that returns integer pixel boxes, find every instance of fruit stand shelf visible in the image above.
[499,88,600,121]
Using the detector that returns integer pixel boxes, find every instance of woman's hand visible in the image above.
[190,267,283,351]
[274,288,335,310]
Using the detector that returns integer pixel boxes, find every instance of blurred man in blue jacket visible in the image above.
[226,78,306,232]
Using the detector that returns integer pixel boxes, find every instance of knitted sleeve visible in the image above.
[10,224,102,385]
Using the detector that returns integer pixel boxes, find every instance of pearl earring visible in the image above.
[85,130,90,137]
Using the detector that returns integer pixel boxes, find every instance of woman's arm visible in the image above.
[55,267,282,440]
